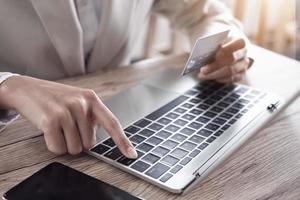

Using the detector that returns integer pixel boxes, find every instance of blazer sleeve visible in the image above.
[151,0,248,47]
[0,72,20,132]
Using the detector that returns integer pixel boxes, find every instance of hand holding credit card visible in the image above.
[182,30,229,76]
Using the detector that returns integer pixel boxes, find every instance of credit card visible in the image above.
[182,30,229,76]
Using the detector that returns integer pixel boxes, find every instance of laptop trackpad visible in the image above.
[95,84,180,142]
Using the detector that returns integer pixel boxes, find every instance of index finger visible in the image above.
[92,98,138,159]
[215,38,247,65]
[220,38,246,55]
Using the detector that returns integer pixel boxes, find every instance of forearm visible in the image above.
[152,0,248,46]
[0,73,21,132]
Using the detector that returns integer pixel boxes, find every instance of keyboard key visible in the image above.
[190,109,203,115]
[203,111,217,118]
[214,130,224,137]
[180,157,192,165]
[227,108,239,114]
[188,122,203,130]
[210,95,223,101]
[245,94,255,99]
[189,135,205,144]
[134,119,151,128]
[233,103,245,109]
[174,108,187,114]
[196,116,210,123]
[229,119,237,125]
[104,148,123,160]
[157,118,172,125]
[171,134,187,142]
[205,123,220,131]
[236,87,249,94]
[124,126,140,134]
[238,98,250,105]
[131,161,150,173]
[179,127,196,136]
[170,148,188,159]
[217,102,230,108]
[230,93,241,99]
[142,153,160,164]
[197,129,213,137]
[182,103,194,109]
[139,129,155,137]
[165,124,180,133]
[197,103,210,110]
[242,109,249,114]
[209,82,225,91]
[189,149,201,158]
[156,130,172,139]
[146,163,170,179]
[91,144,110,155]
[216,90,228,96]
[170,165,183,174]
[224,97,236,104]
[117,151,144,166]
[189,98,201,104]
[250,90,261,95]
[185,90,198,96]
[125,132,131,137]
[162,140,179,149]
[212,118,227,125]
[152,146,170,157]
[103,138,116,147]
[198,142,209,150]
[211,106,223,113]
[137,143,154,152]
[182,114,196,121]
[146,95,189,120]
[203,89,215,96]
[235,113,243,119]
[166,112,180,120]
[174,119,188,126]
[223,84,237,92]
[248,104,254,109]
[221,124,231,131]
[203,99,216,106]
[206,136,216,143]
[148,123,164,131]
[180,141,197,151]
[196,94,208,100]
[220,112,233,119]
[130,135,146,144]
[146,136,163,145]
[160,173,173,182]
[161,155,179,166]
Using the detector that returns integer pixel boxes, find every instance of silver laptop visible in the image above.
[87,68,283,194]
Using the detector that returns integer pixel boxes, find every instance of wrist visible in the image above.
[0,75,24,109]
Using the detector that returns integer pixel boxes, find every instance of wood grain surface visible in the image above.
[1,46,300,200]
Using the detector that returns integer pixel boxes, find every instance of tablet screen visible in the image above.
[3,162,142,200]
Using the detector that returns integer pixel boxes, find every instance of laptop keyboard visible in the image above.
[91,81,265,183]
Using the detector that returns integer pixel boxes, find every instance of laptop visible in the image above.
[87,67,283,194]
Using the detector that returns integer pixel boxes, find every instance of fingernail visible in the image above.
[198,73,206,80]
[126,146,138,159]
[201,67,210,74]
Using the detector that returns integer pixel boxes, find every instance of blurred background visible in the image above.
[132,0,299,62]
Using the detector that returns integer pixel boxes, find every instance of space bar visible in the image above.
[145,95,189,121]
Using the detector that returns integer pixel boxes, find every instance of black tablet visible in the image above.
[3,162,142,200]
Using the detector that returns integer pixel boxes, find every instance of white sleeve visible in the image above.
[151,0,248,46]
[0,72,20,132]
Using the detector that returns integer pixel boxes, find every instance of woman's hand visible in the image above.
[0,76,137,158]
[198,37,250,83]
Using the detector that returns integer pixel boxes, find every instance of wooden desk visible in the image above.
[1,46,300,200]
